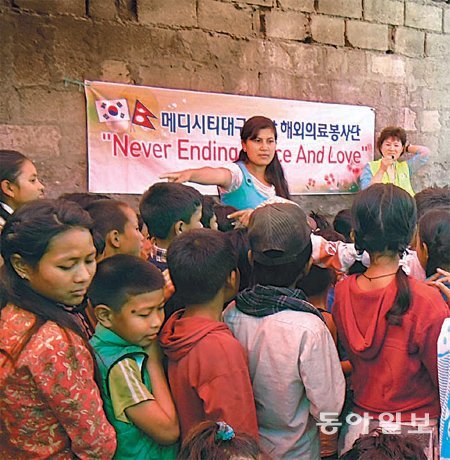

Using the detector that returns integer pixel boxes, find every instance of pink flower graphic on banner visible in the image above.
[324,173,336,185]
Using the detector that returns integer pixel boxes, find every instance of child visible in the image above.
[214,203,239,232]
[0,149,44,230]
[340,429,427,460]
[227,228,252,291]
[200,195,219,230]
[85,199,144,260]
[161,116,290,211]
[404,185,450,281]
[223,202,345,459]
[159,229,258,440]
[178,421,269,460]
[333,184,449,458]
[89,254,179,459]
[0,199,116,458]
[139,182,203,272]
[59,191,111,209]
[297,265,338,341]
[333,208,352,243]
[416,208,450,283]
[415,185,450,219]
[309,210,332,233]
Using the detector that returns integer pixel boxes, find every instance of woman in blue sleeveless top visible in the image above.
[161,116,290,220]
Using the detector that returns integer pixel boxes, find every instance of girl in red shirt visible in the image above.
[0,199,116,459]
[334,184,449,459]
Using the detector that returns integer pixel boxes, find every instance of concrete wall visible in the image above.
[1,0,449,217]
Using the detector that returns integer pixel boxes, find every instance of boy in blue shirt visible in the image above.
[89,254,179,459]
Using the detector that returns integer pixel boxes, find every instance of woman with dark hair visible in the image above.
[0,199,116,458]
[0,150,45,229]
[160,116,290,211]
[359,126,429,196]
[333,184,449,458]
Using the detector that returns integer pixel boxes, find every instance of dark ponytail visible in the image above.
[351,184,417,325]
[386,269,411,325]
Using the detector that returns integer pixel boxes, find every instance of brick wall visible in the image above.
[1,0,449,215]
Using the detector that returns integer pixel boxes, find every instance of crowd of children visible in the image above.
[0,121,449,460]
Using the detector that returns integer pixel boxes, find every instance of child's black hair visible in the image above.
[333,208,353,242]
[297,265,336,297]
[214,204,238,232]
[85,199,133,255]
[352,184,417,325]
[309,211,331,232]
[418,208,450,277]
[178,420,269,460]
[340,429,426,460]
[139,182,202,239]
[226,228,252,291]
[88,254,164,313]
[59,192,111,209]
[167,228,237,305]
[201,195,218,228]
[414,185,450,218]
[317,227,345,243]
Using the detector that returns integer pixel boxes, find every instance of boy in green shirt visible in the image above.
[89,254,179,459]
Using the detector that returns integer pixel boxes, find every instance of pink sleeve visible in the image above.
[28,324,117,459]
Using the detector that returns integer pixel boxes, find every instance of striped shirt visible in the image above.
[438,318,450,459]
[109,356,154,423]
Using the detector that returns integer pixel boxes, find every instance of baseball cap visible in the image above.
[248,202,312,266]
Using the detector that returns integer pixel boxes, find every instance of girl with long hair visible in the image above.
[333,184,449,459]
[0,199,116,458]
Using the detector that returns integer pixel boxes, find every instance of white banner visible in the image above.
[85,81,375,194]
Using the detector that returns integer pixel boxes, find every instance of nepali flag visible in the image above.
[132,100,157,130]
[95,99,130,122]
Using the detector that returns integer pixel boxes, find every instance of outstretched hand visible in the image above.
[427,268,450,299]
[159,170,191,183]
[227,208,254,228]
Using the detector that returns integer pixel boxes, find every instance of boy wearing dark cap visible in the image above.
[224,202,345,460]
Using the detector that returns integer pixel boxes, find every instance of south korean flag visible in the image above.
[95,99,130,123]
